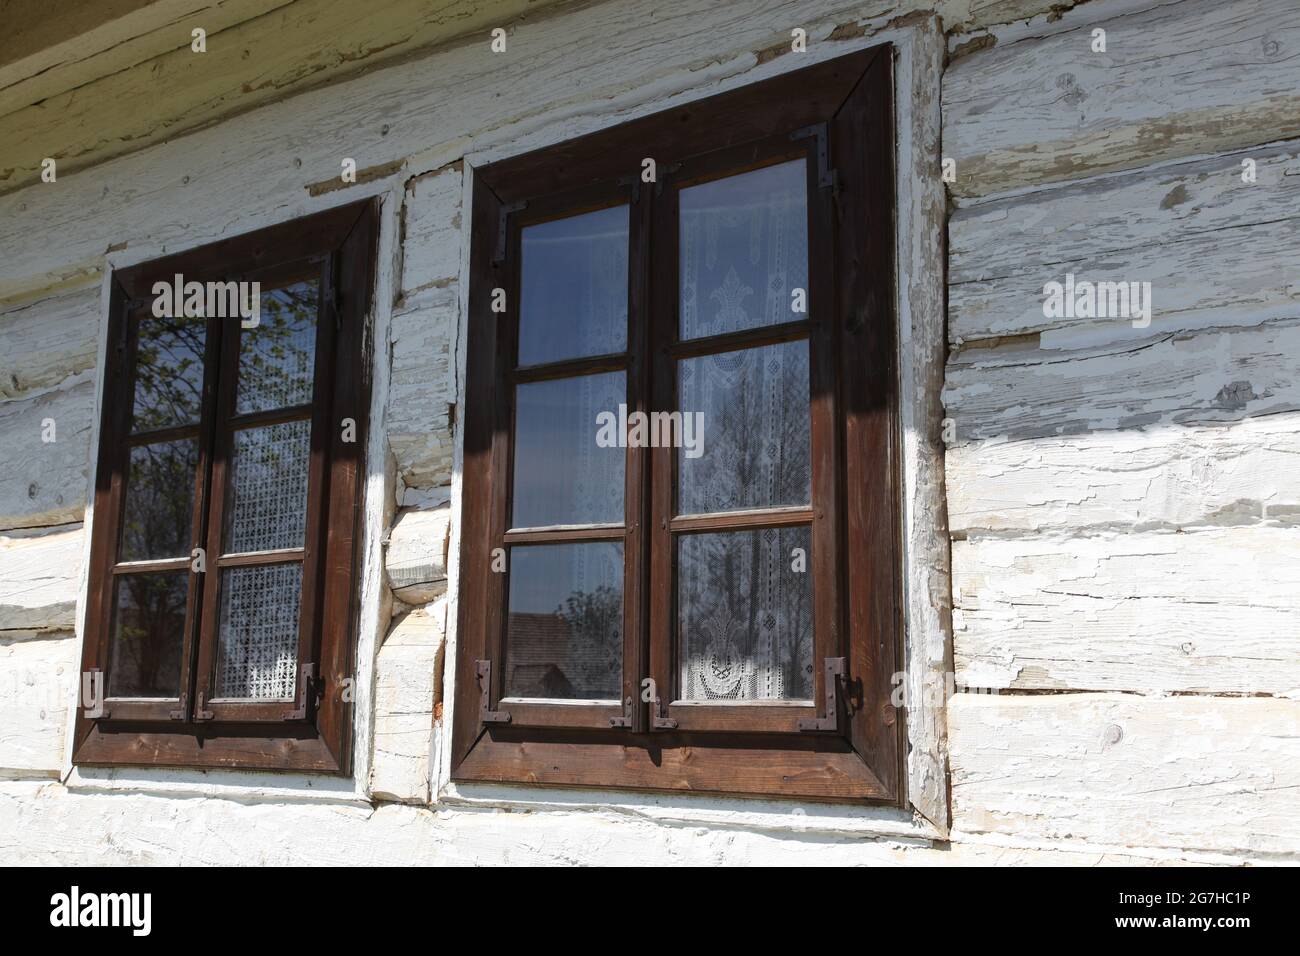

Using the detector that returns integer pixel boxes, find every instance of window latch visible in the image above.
[475,659,511,724]
[285,663,318,721]
[798,657,847,732]
[790,122,839,194]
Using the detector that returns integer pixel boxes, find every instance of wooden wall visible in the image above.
[0,0,1295,863]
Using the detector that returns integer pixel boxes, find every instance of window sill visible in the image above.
[438,780,945,843]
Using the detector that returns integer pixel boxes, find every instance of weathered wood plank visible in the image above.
[0,285,100,402]
[370,603,444,803]
[1,0,926,302]
[0,0,557,195]
[943,319,1300,445]
[947,416,1300,535]
[385,506,451,606]
[0,633,76,776]
[950,140,1300,345]
[949,693,1300,856]
[943,0,1300,199]
[0,525,84,635]
[0,381,93,531]
[388,287,457,489]
[953,527,1300,694]
[0,1,293,118]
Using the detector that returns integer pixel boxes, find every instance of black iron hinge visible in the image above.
[616,173,642,204]
[168,691,188,721]
[654,162,682,199]
[651,693,677,731]
[797,656,847,732]
[491,201,528,267]
[285,662,319,721]
[323,260,341,331]
[194,690,215,722]
[609,694,635,729]
[790,122,839,193]
[475,659,511,724]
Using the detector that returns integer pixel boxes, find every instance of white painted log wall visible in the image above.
[943,0,1300,199]
[0,0,1295,864]
[940,0,1300,856]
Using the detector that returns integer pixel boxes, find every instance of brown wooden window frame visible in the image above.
[453,45,903,803]
[73,199,378,774]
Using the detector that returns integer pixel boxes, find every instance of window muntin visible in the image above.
[455,46,903,802]
[75,201,376,772]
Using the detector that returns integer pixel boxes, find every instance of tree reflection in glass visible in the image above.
[131,314,206,432]
[108,571,187,698]
[237,281,318,414]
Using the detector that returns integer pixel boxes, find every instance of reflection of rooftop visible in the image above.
[505,609,622,700]
[505,612,576,698]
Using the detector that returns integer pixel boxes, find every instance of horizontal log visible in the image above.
[0,285,100,401]
[943,0,1300,198]
[384,506,451,606]
[0,633,77,776]
[0,0,930,301]
[400,163,463,297]
[953,527,1300,694]
[949,692,1300,856]
[950,140,1300,345]
[943,318,1300,445]
[388,287,457,489]
[0,525,84,635]
[370,603,444,803]
[0,381,92,531]
[947,415,1300,535]
[0,0,551,195]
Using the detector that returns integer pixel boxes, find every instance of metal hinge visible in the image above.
[475,659,511,724]
[285,663,319,721]
[797,657,847,732]
[651,694,677,731]
[491,201,527,266]
[323,270,341,331]
[609,695,634,729]
[616,174,642,204]
[654,162,681,199]
[790,122,838,193]
[194,690,215,722]
[168,691,189,721]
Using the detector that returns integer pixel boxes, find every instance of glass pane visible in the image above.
[512,372,624,528]
[225,420,311,554]
[504,542,622,700]
[679,159,809,340]
[519,205,628,365]
[131,314,206,432]
[677,526,813,702]
[120,439,199,561]
[108,571,187,698]
[678,340,810,515]
[237,280,319,414]
[217,563,301,700]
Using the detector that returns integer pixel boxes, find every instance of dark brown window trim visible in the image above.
[73,199,378,774]
[453,44,903,803]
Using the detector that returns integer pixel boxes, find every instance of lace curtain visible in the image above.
[676,160,814,702]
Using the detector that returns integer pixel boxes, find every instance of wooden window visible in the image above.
[453,46,903,802]
[74,200,378,773]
